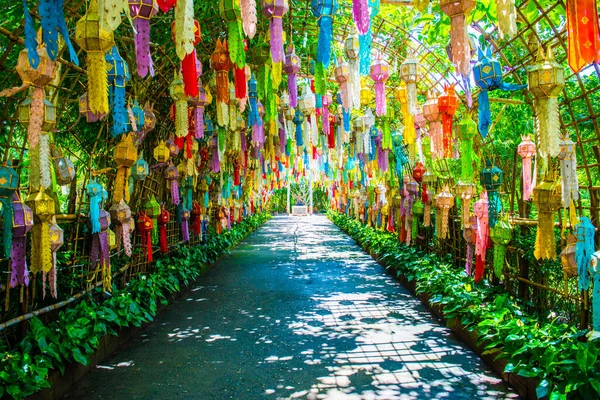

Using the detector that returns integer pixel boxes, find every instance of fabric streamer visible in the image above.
[496,0,517,38]
[353,0,370,34]
[576,217,595,291]
[39,0,79,64]
[566,0,600,72]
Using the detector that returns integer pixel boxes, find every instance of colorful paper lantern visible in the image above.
[440,0,475,77]
[129,0,159,78]
[454,181,476,227]
[113,133,137,203]
[10,192,34,288]
[473,45,526,138]
[106,46,130,137]
[74,0,115,114]
[211,39,233,126]
[345,27,361,109]
[575,216,595,291]
[528,45,564,158]
[399,51,421,116]
[456,114,477,181]
[241,0,258,38]
[284,45,301,108]
[480,159,503,228]
[473,191,489,283]
[369,52,390,117]
[221,0,245,67]
[312,0,338,68]
[532,169,562,260]
[437,85,459,158]
[558,136,579,209]
[496,0,517,38]
[517,135,536,201]
[109,199,134,257]
[490,216,512,279]
[423,91,443,160]
[435,184,455,239]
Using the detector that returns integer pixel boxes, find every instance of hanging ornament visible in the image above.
[25,188,55,284]
[241,0,257,38]
[517,135,536,201]
[171,19,202,97]
[395,83,416,150]
[464,216,477,276]
[79,92,106,123]
[473,45,527,138]
[454,181,476,227]
[105,46,130,137]
[10,192,34,287]
[369,52,390,117]
[165,162,181,205]
[533,169,562,260]
[87,179,104,235]
[91,208,112,292]
[113,133,137,203]
[284,45,301,108]
[75,0,115,114]
[173,0,195,61]
[190,83,209,139]
[262,0,288,65]
[335,57,351,113]
[0,166,18,261]
[435,185,455,239]
[566,0,600,72]
[312,0,338,69]
[358,0,379,76]
[157,0,175,12]
[474,191,489,283]
[191,200,203,237]
[495,0,517,38]
[220,0,244,68]
[575,217,595,290]
[456,114,477,181]
[423,91,443,160]
[44,217,63,299]
[36,0,79,64]
[558,136,579,209]
[138,211,153,262]
[169,71,188,138]
[527,46,565,157]
[110,200,134,257]
[399,51,421,116]
[212,39,233,127]
[345,27,361,110]
[129,0,159,77]
[298,85,317,147]
[353,0,370,34]
[158,204,170,253]
[405,180,419,245]
[180,208,191,242]
[490,216,512,279]
[480,159,503,228]
[440,0,475,77]
[144,195,161,244]
[294,109,305,147]
[437,85,459,158]
[590,251,600,338]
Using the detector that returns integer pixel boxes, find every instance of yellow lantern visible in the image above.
[113,134,138,203]
[533,169,562,260]
[153,140,171,164]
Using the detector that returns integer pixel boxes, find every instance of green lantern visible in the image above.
[144,195,161,244]
[490,216,512,279]
[480,159,503,228]
[219,0,244,67]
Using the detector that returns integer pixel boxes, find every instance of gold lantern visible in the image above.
[74,0,115,114]
[113,134,137,203]
[153,141,171,164]
[533,168,562,260]
[454,181,476,228]
[399,50,421,115]
[26,188,56,275]
[527,45,565,158]
[435,184,455,239]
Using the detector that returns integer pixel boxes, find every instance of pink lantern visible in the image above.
[369,52,390,117]
[335,56,351,111]
[261,0,289,63]
[517,135,536,201]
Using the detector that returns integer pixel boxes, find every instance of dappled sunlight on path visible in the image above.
[65,215,516,400]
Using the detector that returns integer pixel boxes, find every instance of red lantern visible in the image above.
[437,85,459,158]
[212,39,233,105]
[172,19,202,97]
[412,162,426,183]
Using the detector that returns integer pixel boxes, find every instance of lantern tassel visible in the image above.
[182,50,199,97]
[134,18,153,78]
[1,198,12,259]
[270,17,284,63]
[496,0,517,38]
[359,31,372,75]
[522,155,533,201]
[450,14,471,77]
[375,81,386,117]
[110,85,128,137]
[176,100,188,138]
[195,106,204,139]
[493,243,506,279]
[535,96,561,158]
[235,66,247,100]
[534,211,556,260]
[353,0,370,35]
[317,16,334,68]
[241,0,257,38]
[22,0,39,68]
[181,211,190,241]
[171,180,180,205]
[478,89,491,139]
[466,241,474,275]
[39,134,52,189]
[474,254,485,283]
[88,52,109,114]
[289,73,298,108]
[28,87,44,149]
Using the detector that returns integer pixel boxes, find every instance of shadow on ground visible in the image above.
[63,215,517,400]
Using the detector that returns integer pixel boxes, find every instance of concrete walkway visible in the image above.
[65,215,517,400]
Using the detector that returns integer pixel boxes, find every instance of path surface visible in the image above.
[65,215,517,400]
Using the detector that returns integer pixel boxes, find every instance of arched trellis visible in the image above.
[0,0,597,334]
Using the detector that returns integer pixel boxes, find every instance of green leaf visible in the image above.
[72,348,89,366]
[517,369,539,378]
[536,379,551,399]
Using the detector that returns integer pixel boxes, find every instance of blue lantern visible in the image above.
[106,46,130,137]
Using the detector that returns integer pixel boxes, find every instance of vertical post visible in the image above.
[287,180,291,215]
[309,174,313,214]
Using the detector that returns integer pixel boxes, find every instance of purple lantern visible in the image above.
[261,0,289,63]
[369,52,390,117]
[284,44,301,108]
[11,192,34,288]
[129,0,159,78]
